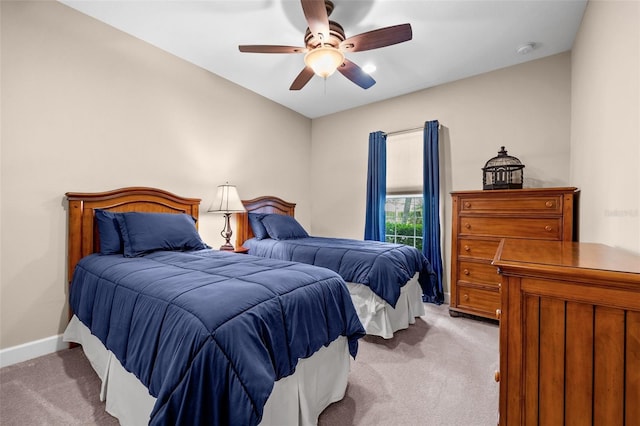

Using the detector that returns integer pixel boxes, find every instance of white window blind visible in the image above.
[386,132,423,194]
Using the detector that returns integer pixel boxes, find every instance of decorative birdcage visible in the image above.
[482,146,524,190]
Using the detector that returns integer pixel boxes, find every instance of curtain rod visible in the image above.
[383,123,441,137]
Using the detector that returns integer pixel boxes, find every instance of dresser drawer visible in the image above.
[455,284,500,315]
[460,195,563,214]
[458,217,562,240]
[458,238,501,260]
[458,260,501,286]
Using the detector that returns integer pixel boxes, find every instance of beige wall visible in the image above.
[0,1,312,350]
[571,0,640,254]
[310,53,572,297]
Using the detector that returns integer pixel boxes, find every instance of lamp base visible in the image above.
[219,212,235,252]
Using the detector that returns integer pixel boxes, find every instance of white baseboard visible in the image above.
[0,334,68,368]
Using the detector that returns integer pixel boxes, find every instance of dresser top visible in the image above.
[493,239,640,283]
[451,187,579,196]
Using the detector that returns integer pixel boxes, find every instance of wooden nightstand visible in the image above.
[234,246,249,254]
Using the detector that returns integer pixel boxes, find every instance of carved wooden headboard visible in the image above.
[65,187,201,285]
[235,196,296,248]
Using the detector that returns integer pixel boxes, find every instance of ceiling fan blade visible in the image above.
[239,45,306,54]
[338,59,376,89]
[340,23,412,52]
[301,0,330,43]
[290,66,315,90]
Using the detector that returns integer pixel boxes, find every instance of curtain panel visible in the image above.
[421,121,444,304]
[364,131,387,241]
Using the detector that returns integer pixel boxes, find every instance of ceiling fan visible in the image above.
[238,0,412,90]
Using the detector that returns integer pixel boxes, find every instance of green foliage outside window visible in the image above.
[385,196,423,251]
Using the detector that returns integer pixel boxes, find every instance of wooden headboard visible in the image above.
[235,196,296,248]
[65,187,201,285]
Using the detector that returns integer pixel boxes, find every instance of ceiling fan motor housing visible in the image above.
[304,21,345,49]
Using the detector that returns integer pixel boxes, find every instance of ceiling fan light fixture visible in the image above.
[304,46,345,78]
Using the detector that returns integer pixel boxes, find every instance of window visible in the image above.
[385,195,423,250]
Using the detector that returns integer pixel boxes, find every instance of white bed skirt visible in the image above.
[63,316,351,426]
[347,273,425,339]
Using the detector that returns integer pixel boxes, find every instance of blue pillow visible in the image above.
[261,214,309,240]
[95,209,124,255]
[248,213,269,240]
[116,212,209,257]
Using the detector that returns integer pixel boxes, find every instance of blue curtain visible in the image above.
[364,131,387,241]
[421,121,444,304]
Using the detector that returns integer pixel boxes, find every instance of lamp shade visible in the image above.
[208,183,246,213]
[304,46,345,78]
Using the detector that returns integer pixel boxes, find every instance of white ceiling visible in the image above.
[59,0,588,119]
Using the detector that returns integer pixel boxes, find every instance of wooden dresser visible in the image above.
[493,239,640,425]
[449,187,578,320]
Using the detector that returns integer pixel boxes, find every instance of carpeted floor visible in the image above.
[0,344,118,425]
[0,303,499,425]
[319,304,499,425]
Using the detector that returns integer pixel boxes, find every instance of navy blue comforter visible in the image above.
[70,249,365,426]
[243,237,435,307]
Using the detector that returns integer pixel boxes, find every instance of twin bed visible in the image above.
[63,187,365,426]
[236,196,435,339]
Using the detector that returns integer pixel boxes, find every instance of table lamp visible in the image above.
[208,182,246,251]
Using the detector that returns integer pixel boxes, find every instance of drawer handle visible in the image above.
[495,309,501,320]
[494,371,500,382]
[464,245,471,252]
[464,223,471,229]
[464,202,471,208]
[463,269,470,275]
[463,293,469,301]
[545,200,554,208]
[545,225,553,232]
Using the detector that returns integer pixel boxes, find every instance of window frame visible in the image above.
[384,193,423,250]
